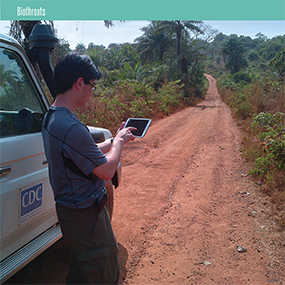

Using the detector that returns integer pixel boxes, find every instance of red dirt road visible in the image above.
[5,75,284,285]
[113,74,284,284]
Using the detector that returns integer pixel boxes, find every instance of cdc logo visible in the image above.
[20,183,43,224]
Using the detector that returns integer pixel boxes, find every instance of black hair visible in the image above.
[54,52,101,95]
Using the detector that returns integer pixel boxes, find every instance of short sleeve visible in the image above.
[62,123,107,176]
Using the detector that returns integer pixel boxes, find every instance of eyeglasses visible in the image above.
[87,82,96,91]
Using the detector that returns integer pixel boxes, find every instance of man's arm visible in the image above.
[97,122,125,154]
[97,139,113,154]
[93,127,135,180]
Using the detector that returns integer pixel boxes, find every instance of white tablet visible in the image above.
[124,118,152,138]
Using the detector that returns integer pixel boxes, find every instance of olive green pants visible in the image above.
[56,203,119,284]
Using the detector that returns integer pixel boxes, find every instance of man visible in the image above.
[42,53,135,284]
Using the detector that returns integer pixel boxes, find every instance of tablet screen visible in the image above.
[124,118,152,138]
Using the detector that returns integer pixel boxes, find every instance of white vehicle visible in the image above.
[0,24,120,283]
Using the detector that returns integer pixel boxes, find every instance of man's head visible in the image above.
[54,53,101,95]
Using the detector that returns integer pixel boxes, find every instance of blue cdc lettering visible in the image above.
[21,183,43,217]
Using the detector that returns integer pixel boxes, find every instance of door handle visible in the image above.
[0,165,11,177]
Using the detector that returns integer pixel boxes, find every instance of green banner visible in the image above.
[1,0,284,20]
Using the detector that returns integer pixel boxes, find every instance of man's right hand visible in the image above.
[93,126,136,181]
[115,126,136,144]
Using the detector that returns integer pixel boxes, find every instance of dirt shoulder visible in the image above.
[112,74,284,284]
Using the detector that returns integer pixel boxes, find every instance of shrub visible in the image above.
[233,70,251,85]
[234,101,253,119]
[155,80,185,115]
[250,112,285,180]
[77,79,188,133]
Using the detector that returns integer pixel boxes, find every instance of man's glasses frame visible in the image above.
[87,82,96,91]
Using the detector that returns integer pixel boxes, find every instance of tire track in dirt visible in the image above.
[113,75,283,284]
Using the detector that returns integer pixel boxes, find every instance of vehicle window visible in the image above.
[0,47,46,137]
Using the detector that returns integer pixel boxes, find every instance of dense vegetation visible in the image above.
[49,21,216,132]
[212,33,285,229]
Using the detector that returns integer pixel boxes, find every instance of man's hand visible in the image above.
[93,124,136,181]
[116,122,125,135]
[115,126,136,144]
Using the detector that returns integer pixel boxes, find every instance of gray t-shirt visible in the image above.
[42,106,107,209]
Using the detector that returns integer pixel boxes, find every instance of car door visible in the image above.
[0,42,58,261]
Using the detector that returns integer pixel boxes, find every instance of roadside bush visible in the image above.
[250,112,285,178]
[137,64,169,91]
[248,112,285,230]
[248,77,284,114]
[219,71,285,229]
[233,70,252,86]
[77,79,188,133]
[217,73,236,92]
[218,73,284,122]
[154,80,185,115]
[234,100,253,119]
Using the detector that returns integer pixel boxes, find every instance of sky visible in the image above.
[0,20,284,49]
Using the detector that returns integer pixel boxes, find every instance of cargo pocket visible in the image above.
[90,207,118,252]
[81,249,119,284]
[78,207,120,284]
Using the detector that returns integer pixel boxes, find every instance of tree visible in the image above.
[104,20,114,28]
[160,21,203,57]
[270,50,285,80]
[87,45,106,67]
[51,38,71,66]
[97,43,139,71]
[75,42,86,54]
[255,32,268,42]
[206,33,227,69]
[88,42,97,50]
[222,35,247,74]
[118,44,140,69]
[257,35,285,61]
[159,20,203,72]
[192,22,218,43]
[135,21,173,64]
[103,20,125,29]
